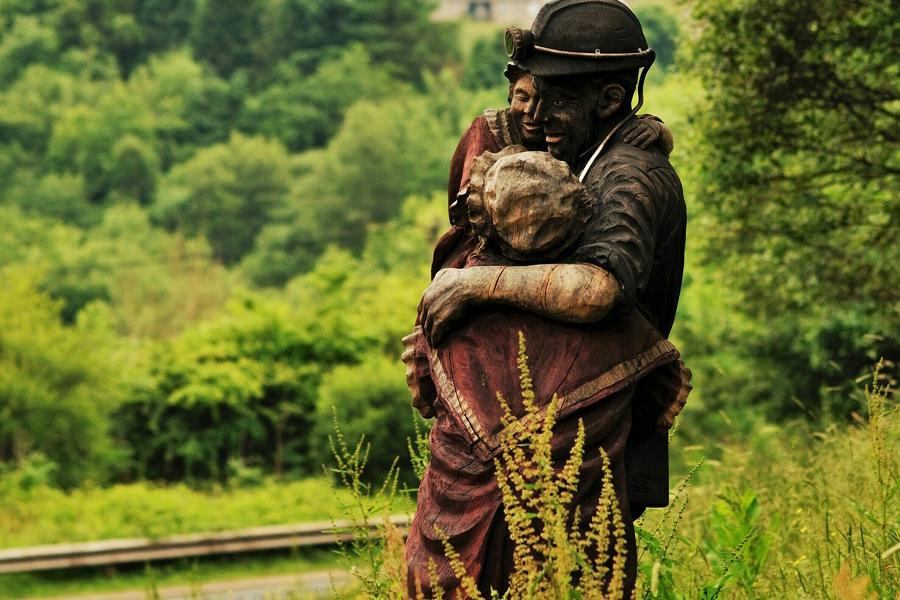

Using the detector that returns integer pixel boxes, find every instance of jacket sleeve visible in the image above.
[571,167,664,311]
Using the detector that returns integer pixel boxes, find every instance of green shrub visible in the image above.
[688,0,899,418]
[0,476,410,547]
[153,133,291,265]
[0,267,124,488]
[115,294,366,483]
[312,354,422,484]
[634,5,680,71]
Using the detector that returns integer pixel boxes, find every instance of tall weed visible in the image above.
[329,351,896,600]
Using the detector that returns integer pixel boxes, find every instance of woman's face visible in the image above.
[509,75,544,148]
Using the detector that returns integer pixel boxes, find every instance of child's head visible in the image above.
[467,146,590,262]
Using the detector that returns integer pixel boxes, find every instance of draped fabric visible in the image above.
[405,307,683,598]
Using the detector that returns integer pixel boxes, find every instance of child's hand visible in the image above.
[402,326,436,418]
[621,116,675,156]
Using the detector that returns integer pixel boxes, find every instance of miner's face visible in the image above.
[532,77,599,167]
[509,75,543,147]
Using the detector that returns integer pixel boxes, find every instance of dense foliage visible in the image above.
[0,0,486,488]
[689,0,899,418]
[117,295,362,482]
[0,0,893,515]
[0,268,122,488]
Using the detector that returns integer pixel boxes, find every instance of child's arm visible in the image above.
[621,115,675,156]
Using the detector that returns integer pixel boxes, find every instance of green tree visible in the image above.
[281,192,445,355]
[0,205,106,323]
[0,15,59,85]
[51,0,145,76]
[312,354,420,483]
[462,36,507,91]
[242,78,500,285]
[109,135,159,204]
[20,172,99,227]
[46,82,156,202]
[241,91,453,280]
[125,51,239,166]
[0,267,123,488]
[256,0,457,84]
[116,294,366,482]
[154,133,291,264]
[344,0,457,83]
[71,204,230,337]
[239,45,396,152]
[690,0,899,417]
[133,0,195,58]
[0,204,229,336]
[0,66,90,188]
[634,5,679,72]
[190,0,261,77]
[0,0,60,23]
[291,197,446,481]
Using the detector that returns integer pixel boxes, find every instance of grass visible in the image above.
[3,548,341,599]
[0,477,413,549]
[329,346,896,599]
[0,475,412,599]
[1,377,894,599]
[636,368,899,598]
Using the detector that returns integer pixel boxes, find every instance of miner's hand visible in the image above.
[419,268,476,346]
[401,326,435,418]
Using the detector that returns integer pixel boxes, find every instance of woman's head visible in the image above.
[505,63,544,149]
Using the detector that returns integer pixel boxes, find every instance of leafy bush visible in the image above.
[243,80,500,283]
[634,5,680,72]
[0,267,123,488]
[689,0,899,418]
[312,354,421,484]
[45,81,156,202]
[0,204,230,335]
[0,15,59,85]
[462,36,507,91]
[0,475,410,548]
[254,0,458,85]
[239,45,396,153]
[116,294,366,483]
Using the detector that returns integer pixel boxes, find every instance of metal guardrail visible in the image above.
[0,515,411,574]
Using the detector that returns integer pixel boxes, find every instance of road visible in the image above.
[20,570,353,600]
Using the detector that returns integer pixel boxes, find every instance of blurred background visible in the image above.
[0,0,896,598]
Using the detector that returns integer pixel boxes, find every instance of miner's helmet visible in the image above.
[505,0,656,76]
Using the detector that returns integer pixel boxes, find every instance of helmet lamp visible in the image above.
[504,28,535,61]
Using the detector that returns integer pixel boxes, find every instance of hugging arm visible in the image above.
[419,263,621,345]
[420,171,666,345]
[621,115,675,156]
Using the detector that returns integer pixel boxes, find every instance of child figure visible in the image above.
[465,146,592,267]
